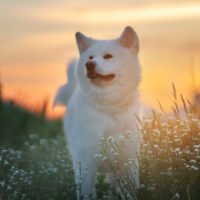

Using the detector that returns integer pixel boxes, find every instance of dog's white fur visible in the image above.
[54,26,141,199]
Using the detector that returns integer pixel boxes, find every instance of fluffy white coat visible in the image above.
[54,26,141,199]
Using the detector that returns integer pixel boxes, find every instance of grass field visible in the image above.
[0,90,199,200]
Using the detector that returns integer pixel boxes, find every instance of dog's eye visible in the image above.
[89,55,94,60]
[103,54,113,59]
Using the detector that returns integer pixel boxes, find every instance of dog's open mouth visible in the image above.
[87,72,115,81]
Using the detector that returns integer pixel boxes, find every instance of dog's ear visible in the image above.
[75,32,94,54]
[118,26,139,53]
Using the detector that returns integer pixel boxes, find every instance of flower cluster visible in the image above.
[96,131,139,200]
[95,96,200,200]
[139,112,200,200]
[0,135,76,200]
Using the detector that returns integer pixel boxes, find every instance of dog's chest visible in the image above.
[66,98,136,139]
[65,90,139,155]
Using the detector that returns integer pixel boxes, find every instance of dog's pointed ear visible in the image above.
[118,26,139,53]
[75,32,94,54]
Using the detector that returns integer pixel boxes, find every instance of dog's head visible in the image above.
[75,26,141,105]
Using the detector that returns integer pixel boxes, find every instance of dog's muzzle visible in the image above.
[85,61,115,81]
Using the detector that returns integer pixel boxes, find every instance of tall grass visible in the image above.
[0,88,200,200]
[96,87,200,200]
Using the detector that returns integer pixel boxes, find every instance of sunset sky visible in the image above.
[1,0,200,118]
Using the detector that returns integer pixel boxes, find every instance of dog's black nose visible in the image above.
[85,61,96,71]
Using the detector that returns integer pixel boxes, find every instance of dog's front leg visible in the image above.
[73,159,98,200]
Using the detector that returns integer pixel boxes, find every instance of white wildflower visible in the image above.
[174,193,180,199]
[167,130,171,135]
[183,128,190,133]
[30,145,36,150]
[161,122,167,127]
[113,160,118,164]
[184,150,191,154]
[0,181,5,186]
[174,148,180,152]
[174,138,181,142]
[4,160,8,165]
[128,160,134,165]
[52,168,57,173]
[7,185,12,190]
[29,133,38,139]
[147,186,155,191]
[113,152,119,157]
[124,163,128,167]
[166,172,172,176]
[174,135,178,138]
[190,160,196,163]
[196,155,200,159]
[24,141,29,146]
[144,119,151,123]
[140,184,145,188]
[107,136,114,142]
[39,138,46,145]
[14,170,19,175]
[102,156,107,161]
[183,132,188,136]
[191,118,199,122]
[119,135,125,142]
[95,154,103,159]
[154,144,158,148]
[190,165,198,170]
[153,129,160,135]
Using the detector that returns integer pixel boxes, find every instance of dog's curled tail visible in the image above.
[53,59,77,107]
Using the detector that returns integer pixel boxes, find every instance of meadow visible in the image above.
[0,88,199,200]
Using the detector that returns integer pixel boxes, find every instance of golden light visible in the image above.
[1,1,200,118]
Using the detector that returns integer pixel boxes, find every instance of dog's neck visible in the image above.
[79,87,140,115]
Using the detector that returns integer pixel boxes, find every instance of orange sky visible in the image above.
[0,0,200,118]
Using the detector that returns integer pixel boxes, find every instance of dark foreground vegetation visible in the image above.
[0,90,199,199]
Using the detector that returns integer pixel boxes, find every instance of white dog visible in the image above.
[54,26,141,199]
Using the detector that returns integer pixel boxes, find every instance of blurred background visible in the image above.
[0,0,200,118]
[0,2,200,199]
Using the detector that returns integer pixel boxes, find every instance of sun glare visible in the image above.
[1,1,200,118]
[83,4,200,24]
